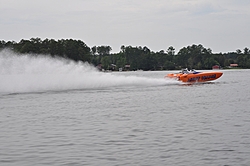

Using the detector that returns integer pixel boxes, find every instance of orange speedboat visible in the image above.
[165,69,223,83]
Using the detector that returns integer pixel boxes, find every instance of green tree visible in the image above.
[236,49,242,54]
[176,44,212,69]
[167,46,175,56]
[101,56,111,70]
[243,47,249,55]
[91,46,97,55]
[97,46,112,56]
[0,40,6,49]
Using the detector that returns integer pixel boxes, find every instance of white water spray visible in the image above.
[0,49,176,94]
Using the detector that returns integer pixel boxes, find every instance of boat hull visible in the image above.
[179,72,223,82]
[165,71,223,83]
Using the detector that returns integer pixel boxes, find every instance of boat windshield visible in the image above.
[182,68,189,74]
[181,69,199,74]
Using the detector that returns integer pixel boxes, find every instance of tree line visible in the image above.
[1,38,250,70]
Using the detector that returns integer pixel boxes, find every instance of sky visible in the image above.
[1,0,250,53]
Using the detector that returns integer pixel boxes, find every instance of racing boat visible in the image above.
[165,69,223,83]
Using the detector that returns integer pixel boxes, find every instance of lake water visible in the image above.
[1,50,250,166]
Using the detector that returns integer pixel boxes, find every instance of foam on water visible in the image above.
[0,49,177,94]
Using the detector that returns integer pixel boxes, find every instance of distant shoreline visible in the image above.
[1,38,250,71]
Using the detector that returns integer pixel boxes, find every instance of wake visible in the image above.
[0,49,177,94]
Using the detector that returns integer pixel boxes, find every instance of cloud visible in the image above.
[0,0,249,53]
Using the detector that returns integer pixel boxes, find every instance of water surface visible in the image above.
[1,51,250,166]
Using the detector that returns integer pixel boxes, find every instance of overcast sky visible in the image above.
[1,0,250,53]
